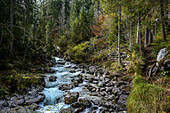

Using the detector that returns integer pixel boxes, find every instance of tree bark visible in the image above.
[149,29,153,44]
[138,11,142,54]
[160,0,166,41]
[10,0,14,55]
[129,23,132,67]
[0,27,2,46]
[118,3,121,67]
[145,28,149,47]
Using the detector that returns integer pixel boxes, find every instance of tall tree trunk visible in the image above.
[137,7,142,54]
[129,23,132,67]
[154,24,157,40]
[97,0,100,17]
[160,0,166,41]
[118,3,121,67]
[149,29,153,43]
[0,27,2,46]
[145,27,149,47]
[10,0,14,55]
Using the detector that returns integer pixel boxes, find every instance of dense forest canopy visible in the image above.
[0,0,169,65]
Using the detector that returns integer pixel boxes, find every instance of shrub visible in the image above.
[67,41,90,63]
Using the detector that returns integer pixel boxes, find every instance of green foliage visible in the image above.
[151,39,170,58]
[128,76,168,113]
[134,62,144,75]
[67,41,90,63]
[132,75,147,86]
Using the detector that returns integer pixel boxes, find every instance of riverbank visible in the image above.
[0,56,57,112]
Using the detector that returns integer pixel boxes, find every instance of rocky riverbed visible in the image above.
[0,57,131,113]
[36,57,131,113]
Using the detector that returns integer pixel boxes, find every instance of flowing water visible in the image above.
[36,57,101,113]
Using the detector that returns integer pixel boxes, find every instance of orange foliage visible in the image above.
[92,15,106,37]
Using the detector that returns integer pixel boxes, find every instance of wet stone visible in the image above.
[78,97,91,107]
[64,92,79,104]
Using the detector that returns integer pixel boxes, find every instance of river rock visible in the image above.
[82,70,85,73]
[69,70,76,73]
[72,75,83,84]
[64,92,79,104]
[106,87,112,92]
[92,99,100,105]
[74,106,84,113]
[78,97,91,107]
[112,87,120,96]
[100,91,106,96]
[98,81,104,87]
[24,94,45,105]
[59,84,74,90]
[64,62,72,68]
[103,102,113,108]
[162,59,170,73]
[57,60,66,65]
[89,66,97,74]
[10,106,31,113]
[0,100,8,108]
[0,107,11,113]
[93,80,98,84]
[117,94,128,108]
[49,76,57,82]
[27,103,38,110]
[106,82,114,87]
[71,64,78,69]
[104,78,110,84]
[88,106,98,113]
[59,107,74,113]
[71,102,81,108]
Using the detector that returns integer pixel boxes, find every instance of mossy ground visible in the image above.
[128,75,169,113]
[0,69,43,99]
[127,39,170,113]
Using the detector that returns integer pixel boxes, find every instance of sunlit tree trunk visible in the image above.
[118,3,121,67]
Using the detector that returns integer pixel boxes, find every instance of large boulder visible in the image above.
[49,76,57,82]
[157,48,168,62]
[59,84,74,91]
[78,97,91,107]
[59,107,74,113]
[162,59,170,74]
[64,92,79,104]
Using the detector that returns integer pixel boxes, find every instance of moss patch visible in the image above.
[128,76,169,113]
